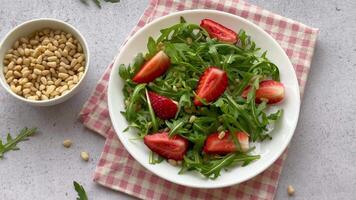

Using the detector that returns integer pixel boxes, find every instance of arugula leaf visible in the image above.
[0,127,37,159]
[145,89,158,132]
[73,181,88,200]
[146,37,157,59]
[126,84,146,121]
[149,151,164,164]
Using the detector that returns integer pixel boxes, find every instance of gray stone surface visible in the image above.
[0,0,354,199]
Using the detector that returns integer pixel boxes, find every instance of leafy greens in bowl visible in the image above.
[108,10,300,188]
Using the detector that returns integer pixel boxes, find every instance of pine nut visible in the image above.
[58,73,69,79]
[33,68,42,75]
[23,88,31,94]
[22,70,31,77]
[14,65,22,71]
[19,78,28,85]
[46,85,56,94]
[63,139,72,148]
[77,67,84,72]
[31,73,37,80]
[70,59,78,68]
[41,70,50,76]
[78,72,84,79]
[47,62,57,68]
[189,115,197,123]
[16,57,23,64]
[3,59,9,65]
[73,53,81,58]
[62,49,68,57]
[58,66,67,73]
[54,50,61,58]
[18,47,25,56]
[30,39,38,45]
[77,44,83,52]
[65,42,76,49]
[13,71,21,78]
[218,131,226,139]
[168,159,177,166]
[80,151,89,161]
[40,77,47,85]
[15,85,22,93]
[41,95,48,100]
[73,75,78,83]
[23,82,33,88]
[44,50,54,56]
[59,85,68,93]
[39,84,46,91]
[5,71,13,78]
[77,55,84,63]
[42,38,50,45]
[27,95,38,100]
[287,185,295,196]
[20,37,29,43]
[67,70,74,76]
[10,85,17,93]
[24,48,30,56]
[13,50,20,56]
[3,67,8,74]
[6,76,14,83]
[30,86,37,92]
[36,91,42,97]
[61,57,69,65]
[47,56,57,62]
[54,79,62,86]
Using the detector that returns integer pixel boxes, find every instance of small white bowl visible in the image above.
[0,18,90,106]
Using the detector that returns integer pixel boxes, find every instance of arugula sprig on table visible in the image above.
[0,127,37,159]
[119,17,283,179]
[80,0,120,8]
[74,181,88,200]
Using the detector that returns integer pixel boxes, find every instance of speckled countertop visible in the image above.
[0,0,355,199]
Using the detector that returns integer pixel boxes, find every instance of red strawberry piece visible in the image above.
[203,131,249,154]
[132,51,171,83]
[194,67,228,106]
[200,19,238,44]
[242,80,285,104]
[148,91,178,120]
[237,132,249,152]
[144,132,189,160]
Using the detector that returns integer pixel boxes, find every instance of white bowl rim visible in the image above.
[108,9,300,188]
[0,18,90,105]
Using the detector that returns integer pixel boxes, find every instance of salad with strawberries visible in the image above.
[119,17,284,179]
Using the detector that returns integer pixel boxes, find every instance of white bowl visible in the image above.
[0,18,90,106]
[108,10,300,188]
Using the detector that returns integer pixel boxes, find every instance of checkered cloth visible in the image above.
[79,0,318,199]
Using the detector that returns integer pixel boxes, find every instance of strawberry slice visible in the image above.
[242,80,285,104]
[148,91,178,120]
[200,19,238,44]
[132,51,170,83]
[144,132,189,160]
[203,131,249,154]
[194,67,228,106]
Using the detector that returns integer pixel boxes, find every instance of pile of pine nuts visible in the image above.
[2,28,86,100]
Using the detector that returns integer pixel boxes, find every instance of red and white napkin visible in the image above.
[79,0,318,199]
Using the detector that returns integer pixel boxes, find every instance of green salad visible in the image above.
[118,17,285,179]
